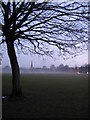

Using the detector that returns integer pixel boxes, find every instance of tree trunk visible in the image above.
[6,40,23,98]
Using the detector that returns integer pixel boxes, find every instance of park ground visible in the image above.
[2,73,88,119]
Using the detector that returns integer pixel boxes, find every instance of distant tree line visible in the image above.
[3,64,90,73]
[79,64,90,73]
[48,64,90,73]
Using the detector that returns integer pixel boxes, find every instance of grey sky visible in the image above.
[2,46,88,68]
[1,1,89,68]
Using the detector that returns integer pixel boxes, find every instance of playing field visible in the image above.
[2,73,88,118]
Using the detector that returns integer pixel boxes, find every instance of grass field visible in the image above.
[2,73,88,118]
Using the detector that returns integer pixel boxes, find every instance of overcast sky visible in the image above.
[1,0,89,68]
[2,45,88,68]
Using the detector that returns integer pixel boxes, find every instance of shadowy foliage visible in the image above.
[0,0,89,97]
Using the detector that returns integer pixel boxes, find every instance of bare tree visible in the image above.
[0,0,88,98]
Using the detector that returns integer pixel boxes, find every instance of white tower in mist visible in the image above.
[31,61,33,69]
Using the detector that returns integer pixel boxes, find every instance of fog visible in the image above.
[2,48,88,69]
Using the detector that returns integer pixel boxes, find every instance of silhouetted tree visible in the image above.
[57,64,65,71]
[79,66,85,73]
[0,0,88,98]
[42,66,47,70]
[64,65,69,71]
[50,64,56,71]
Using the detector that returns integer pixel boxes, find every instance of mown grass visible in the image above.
[2,73,88,118]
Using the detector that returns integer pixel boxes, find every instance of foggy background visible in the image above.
[2,45,88,69]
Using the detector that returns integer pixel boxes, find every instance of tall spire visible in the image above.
[31,61,33,69]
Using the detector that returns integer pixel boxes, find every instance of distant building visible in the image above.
[31,61,33,69]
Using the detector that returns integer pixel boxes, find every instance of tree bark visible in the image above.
[6,40,23,98]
